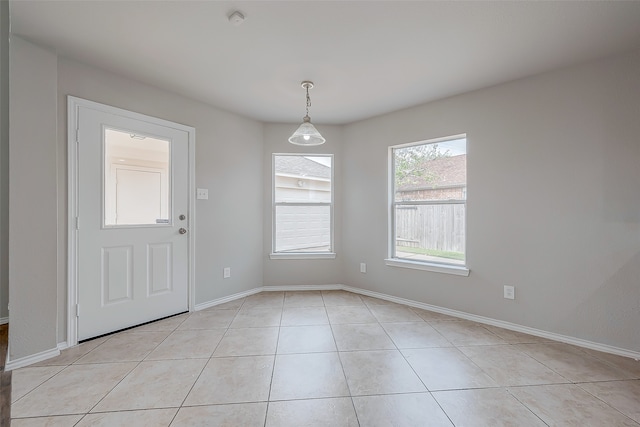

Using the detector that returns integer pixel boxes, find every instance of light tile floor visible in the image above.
[10,290,640,426]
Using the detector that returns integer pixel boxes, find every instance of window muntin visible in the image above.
[273,154,333,254]
[391,136,466,266]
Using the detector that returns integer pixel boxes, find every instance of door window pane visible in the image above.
[104,128,170,226]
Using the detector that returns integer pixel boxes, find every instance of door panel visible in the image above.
[101,246,133,305]
[147,243,173,295]
[77,106,189,340]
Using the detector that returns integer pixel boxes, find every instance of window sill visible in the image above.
[270,252,336,260]
[384,258,470,276]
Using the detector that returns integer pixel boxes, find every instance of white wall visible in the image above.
[9,37,59,359]
[342,49,640,352]
[0,0,9,322]
[8,34,640,361]
[8,36,264,358]
[262,124,344,286]
[55,58,265,338]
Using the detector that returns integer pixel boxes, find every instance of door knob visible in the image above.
[179,228,187,235]
[179,214,186,220]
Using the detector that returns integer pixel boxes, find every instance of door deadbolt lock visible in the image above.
[179,214,186,220]
[179,228,187,234]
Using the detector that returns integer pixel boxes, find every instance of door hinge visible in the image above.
[75,128,80,143]
[76,304,80,317]
[75,216,80,230]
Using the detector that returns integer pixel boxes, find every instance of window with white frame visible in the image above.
[272,154,333,257]
[389,135,467,271]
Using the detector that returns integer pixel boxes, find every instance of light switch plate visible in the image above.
[504,285,515,300]
[196,188,208,200]
[223,267,231,279]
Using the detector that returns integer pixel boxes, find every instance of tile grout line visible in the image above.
[171,299,245,424]
[389,306,543,426]
[374,301,459,426]
[9,364,68,407]
[78,319,191,422]
[11,290,640,425]
[327,292,364,426]
[505,385,554,427]
[263,293,285,427]
[573,382,640,426]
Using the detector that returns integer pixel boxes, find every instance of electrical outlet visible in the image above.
[504,285,515,300]
[360,263,367,273]
[196,188,209,200]
[223,267,231,279]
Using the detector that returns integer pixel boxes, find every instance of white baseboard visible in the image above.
[194,287,263,311]
[342,285,640,360]
[195,284,344,311]
[47,284,637,366]
[0,317,7,325]
[5,346,61,371]
[262,284,343,292]
[194,283,640,359]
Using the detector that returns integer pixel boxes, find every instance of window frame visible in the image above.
[386,134,469,276]
[270,153,335,260]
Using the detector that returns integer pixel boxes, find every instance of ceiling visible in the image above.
[9,1,640,125]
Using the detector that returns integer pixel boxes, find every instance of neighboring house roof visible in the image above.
[275,156,331,180]
[398,154,466,191]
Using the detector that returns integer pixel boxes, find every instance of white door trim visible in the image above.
[67,96,196,346]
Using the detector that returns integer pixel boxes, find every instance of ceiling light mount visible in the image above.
[288,80,326,146]
[228,11,245,26]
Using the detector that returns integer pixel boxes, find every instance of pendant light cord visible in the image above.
[306,85,311,118]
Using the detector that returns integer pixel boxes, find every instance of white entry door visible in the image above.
[74,101,191,341]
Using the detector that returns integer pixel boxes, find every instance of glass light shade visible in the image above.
[288,116,326,146]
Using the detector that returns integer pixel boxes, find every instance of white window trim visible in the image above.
[388,134,469,275]
[385,258,470,276]
[270,252,336,260]
[271,153,334,259]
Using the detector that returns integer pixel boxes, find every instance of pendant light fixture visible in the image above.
[288,81,326,146]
